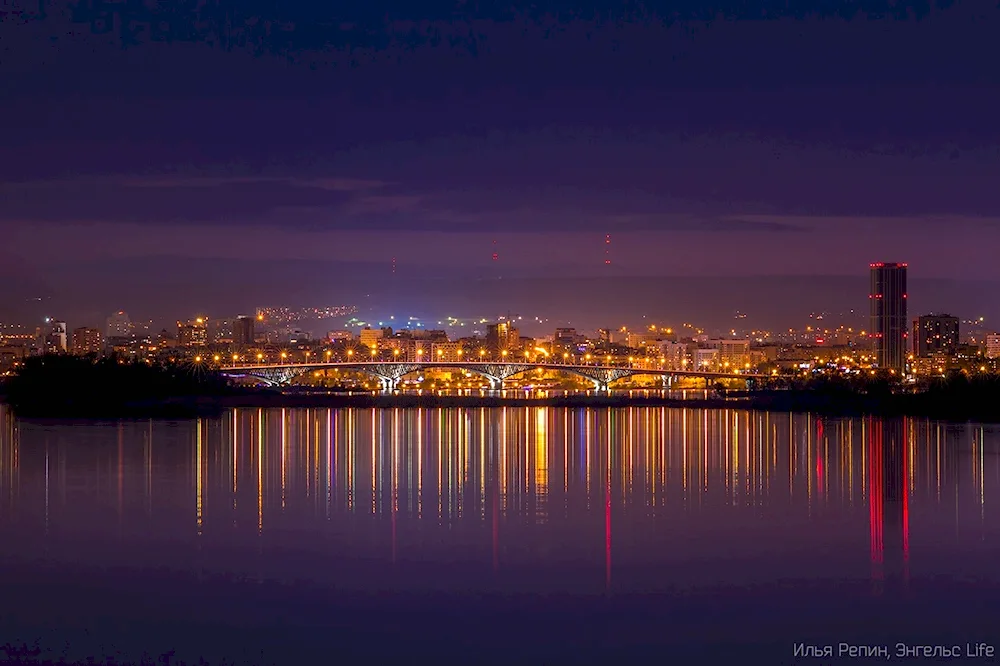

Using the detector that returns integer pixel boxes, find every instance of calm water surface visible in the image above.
[1,405,999,665]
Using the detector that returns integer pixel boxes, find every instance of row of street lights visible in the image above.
[196,348,757,373]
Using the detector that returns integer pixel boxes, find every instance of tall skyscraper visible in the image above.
[870,262,908,373]
[912,314,959,358]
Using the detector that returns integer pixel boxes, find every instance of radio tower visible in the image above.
[492,239,499,262]
[391,256,396,274]
[604,234,612,265]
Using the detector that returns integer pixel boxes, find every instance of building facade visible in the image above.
[870,262,908,373]
[486,322,519,351]
[912,314,959,358]
[233,315,255,346]
[986,333,1000,360]
[177,318,208,347]
[359,328,384,348]
[709,339,752,369]
[209,318,235,344]
[71,327,103,355]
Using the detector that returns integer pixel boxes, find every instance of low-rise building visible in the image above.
[359,328,384,348]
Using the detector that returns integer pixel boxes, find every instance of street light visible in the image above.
[194,356,201,363]
[393,348,400,358]
[257,353,264,361]
[213,355,220,362]
[347,349,354,358]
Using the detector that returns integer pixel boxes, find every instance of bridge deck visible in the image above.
[219,360,762,382]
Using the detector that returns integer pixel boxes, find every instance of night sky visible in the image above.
[2,1,999,333]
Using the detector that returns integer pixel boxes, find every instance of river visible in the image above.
[0,405,998,664]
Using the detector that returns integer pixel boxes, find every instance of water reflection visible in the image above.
[0,406,998,596]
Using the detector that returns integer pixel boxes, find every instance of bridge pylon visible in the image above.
[369,362,421,393]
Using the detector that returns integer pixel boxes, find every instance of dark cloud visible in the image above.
[0,177,369,224]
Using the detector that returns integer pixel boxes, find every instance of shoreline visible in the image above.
[2,389,999,423]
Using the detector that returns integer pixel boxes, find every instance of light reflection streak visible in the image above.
[480,409,486,519]
[535,407,548,522]
[257,408,263,535]
[231,410,237,512]
[281,409,287,510]
[327,410,333,520]
[196,418,203,537]
[0,405,991,592]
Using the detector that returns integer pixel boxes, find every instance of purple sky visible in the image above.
[2,1,999,332]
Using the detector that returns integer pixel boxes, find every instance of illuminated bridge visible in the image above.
[218,361,769,393]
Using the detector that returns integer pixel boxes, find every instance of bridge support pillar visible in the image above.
[661,375,674,389]
[378,376,400,393]
[485,376,503,391]
[592,379,609,393]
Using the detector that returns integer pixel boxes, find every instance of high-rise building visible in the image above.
[71,327,103,355]
[234,315,255,347]
[486,322,519,351]
[912,314,959,358]
[106,311,133,338]
[870,262,908,373]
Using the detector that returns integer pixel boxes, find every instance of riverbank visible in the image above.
[2,387,1000,422]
